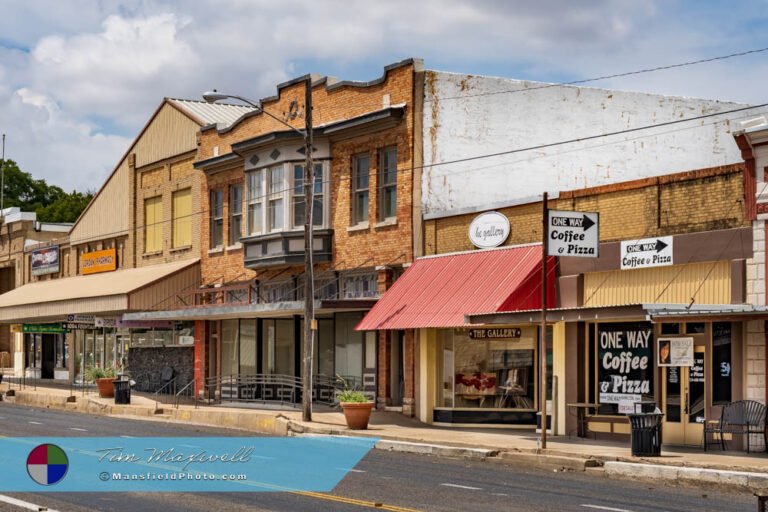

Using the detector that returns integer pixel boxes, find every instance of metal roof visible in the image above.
[167,98,256,129]
[356,245,554,330]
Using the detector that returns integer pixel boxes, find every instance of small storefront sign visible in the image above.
[620,236,673,270]
[31,246,60,276]
[597,322,653,407]
[66,315,95,324]
[62,322,95,331]
[468,328,522,339]
[22,323,67,334]
[80,248,117,275]
[94,317,118,328]
[547,210,599,257]
[468,212,510,249]
[657,337,694,367]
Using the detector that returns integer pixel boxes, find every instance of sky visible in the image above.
[0,0,767,192]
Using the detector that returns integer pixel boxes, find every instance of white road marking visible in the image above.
[582,505,634,512]
[440,483,483,490]
[69,427,87,432]
[27,421,42,425]
[492,493,509,496]
[120,435,134,438]
[336,468,366,473]
[0,493,61,512]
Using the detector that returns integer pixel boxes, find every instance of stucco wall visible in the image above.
[422,70,766,216]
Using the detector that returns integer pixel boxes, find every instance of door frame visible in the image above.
[660,335,707,446]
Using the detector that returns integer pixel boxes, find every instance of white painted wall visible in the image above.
[422,71,768,216]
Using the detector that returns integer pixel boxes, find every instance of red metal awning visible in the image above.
[356,245,555,330]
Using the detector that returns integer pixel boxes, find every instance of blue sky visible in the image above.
[0,0,766,191]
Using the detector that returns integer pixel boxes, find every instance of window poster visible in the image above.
[657,337,694,367]
[597,322,653,413]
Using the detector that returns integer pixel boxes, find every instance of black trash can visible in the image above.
[113,375,131,405]
[628,413,663,456]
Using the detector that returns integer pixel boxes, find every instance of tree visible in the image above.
[0,159,92,223]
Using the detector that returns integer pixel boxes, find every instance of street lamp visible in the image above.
[203,79,316,422]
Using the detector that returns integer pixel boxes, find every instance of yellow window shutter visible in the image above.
[172,189,192,248]
[144,196,162,253]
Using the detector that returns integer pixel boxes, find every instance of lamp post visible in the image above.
[203,77,316,422]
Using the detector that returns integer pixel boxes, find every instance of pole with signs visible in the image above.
[540,192,548,450]
[541,202,600,448]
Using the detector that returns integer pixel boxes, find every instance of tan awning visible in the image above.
[0,259,200,323]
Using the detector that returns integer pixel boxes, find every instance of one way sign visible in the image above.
[547,210,599,258]
[620,236,673,269]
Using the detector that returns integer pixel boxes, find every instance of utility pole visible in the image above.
[302,76,315,422]
[540,192,548,450]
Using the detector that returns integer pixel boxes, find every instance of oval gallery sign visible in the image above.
[469,211,510,249]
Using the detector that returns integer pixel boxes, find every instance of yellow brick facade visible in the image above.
[425,164,747,255]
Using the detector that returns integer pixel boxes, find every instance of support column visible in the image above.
[377,330,391,409]
[403,329,416,417]
[194,320,205,399]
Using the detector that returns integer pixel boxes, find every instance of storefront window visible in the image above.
[593,322,654,415]
[239,320,256,376]
[335,313,364,385]
[712,322,732,405]
[438,328,536,410]
[262,319,294,375]
[221,319,239,378]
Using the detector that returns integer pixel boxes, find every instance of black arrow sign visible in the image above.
[625,239,669,254]
[550,214,596,231]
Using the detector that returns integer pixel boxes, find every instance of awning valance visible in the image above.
[356,245,554,330]
[0,259,200,323]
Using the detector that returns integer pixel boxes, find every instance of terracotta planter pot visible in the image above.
[96,378,115,398]
[341,402,374,430]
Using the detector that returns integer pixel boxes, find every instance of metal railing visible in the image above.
[153,377,178,409]
[204,373,344,407]
[174,378,198,409]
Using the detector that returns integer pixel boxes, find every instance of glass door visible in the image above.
[662,346,706,446]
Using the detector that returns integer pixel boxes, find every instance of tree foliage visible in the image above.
[0,159,93,223]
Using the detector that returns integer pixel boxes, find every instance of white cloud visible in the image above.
[0,0,765,193]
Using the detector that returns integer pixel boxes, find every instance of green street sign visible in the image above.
[22,323,68,334]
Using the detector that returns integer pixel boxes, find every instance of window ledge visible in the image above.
[169,245,192,254]
[142,251,163,258]
[208,247,224,255]
[226,243,243,251]
[374,217,397,229]
[347,222,370,233]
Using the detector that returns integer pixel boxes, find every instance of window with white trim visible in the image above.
[378,147,397,221]
[352,154,369,224]
[268,165,284,231]
[229,183,243,245]
[246,170,263,236]
[293,163,323,228]
[209,189,224,249]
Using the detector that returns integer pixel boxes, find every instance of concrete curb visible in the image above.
[604,461,768,492]
[375,439,498,459]
[497,451,601,471]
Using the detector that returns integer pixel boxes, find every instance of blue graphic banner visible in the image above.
[0,436,377,492]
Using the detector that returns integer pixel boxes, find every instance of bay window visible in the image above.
[247,170,263,235]
[292,163,323,228]
[268,165,284,231]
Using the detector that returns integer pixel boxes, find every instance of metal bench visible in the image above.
[704,400,767,453]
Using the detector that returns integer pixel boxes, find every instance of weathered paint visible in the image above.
[423,71,768,216]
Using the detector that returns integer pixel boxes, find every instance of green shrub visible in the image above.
[337,389,368,403]
[85,366,117,382]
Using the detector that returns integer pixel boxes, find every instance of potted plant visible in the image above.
[337,384,374,430]
[86,366,117,398]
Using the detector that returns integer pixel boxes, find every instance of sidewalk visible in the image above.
[3,382,768,480]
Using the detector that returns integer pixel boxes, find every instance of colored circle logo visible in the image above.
[26,444,69,486]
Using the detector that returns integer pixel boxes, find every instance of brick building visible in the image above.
[125,59,423,412]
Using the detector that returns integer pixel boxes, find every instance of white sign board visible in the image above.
[94,317,118,328]
[66,314,95,324]
[618,399,638,415]
[469,211,510,249]
[621,236,673,270]
[658,337,694,367]
[547,210,599,257]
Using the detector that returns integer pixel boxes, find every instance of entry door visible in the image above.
[41,334,55,379]
[662,346,706,446]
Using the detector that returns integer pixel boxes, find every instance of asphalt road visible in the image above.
[0,402,758,512]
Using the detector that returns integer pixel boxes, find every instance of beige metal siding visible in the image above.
[134,104,199,168]
[583,260,731,307]
[69,161,130,245]
[0,296,127,322]
[129,262,200,311]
